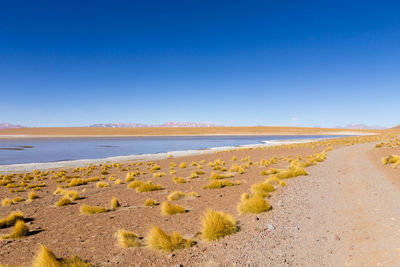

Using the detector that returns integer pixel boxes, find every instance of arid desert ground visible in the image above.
[0,129,400,266]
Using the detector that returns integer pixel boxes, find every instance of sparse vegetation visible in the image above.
[32,245,92,267]
[111,197,121,209]
[144,198,158,206]
[146,226,194,252]
[237,193,271,214]
[161,201,186,215]
[55,196,72,207]
[136,181,162,192]
[203,180,240,189]
[96,181,110,188]
[117,229,141,248]
[201,210,236,241]
[0,211,24,229]
[80,204,109,214]
[2,220,29,239]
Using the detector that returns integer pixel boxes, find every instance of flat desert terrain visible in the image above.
[0,134,399,266]
[0,126,385,137]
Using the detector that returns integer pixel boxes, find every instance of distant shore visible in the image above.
[0,126,384,138]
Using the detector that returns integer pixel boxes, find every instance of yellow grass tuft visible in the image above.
[80,204,109,215]
[115,179,123,184]
[136,181,162,192]
[127,180,144,189]
[153,172,167,178]
[117,229,141,248]
[111,197,121,209]
[179,162,187,169]
[125,172,137,182]
[55,196,72,207]
[201,210,236,241]
[144,199,158,206]
[146,226,194,253]
[209,172,234,180]
[202,180,240,189]
[96,182,110,188]
[251,182,275,198]
[161,202,186,215]
[32,245,92,267]
[237,193,271,214]
[28,191,39,200]
[13,197,25,203]
[68,178,87,187]
[0,211,24,229]
[2,198,13,206]
[167,191,187,201]
[172,176,186,184]
[2,220,29,239]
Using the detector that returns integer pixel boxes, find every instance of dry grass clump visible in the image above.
[32,245,92,267]
[172,176,186,184]
[2,198,13,206]
[0,211,24,228]
[111,197,121,209]
[80,204,109,215]
[161,202,186,215]
[153,172,167,178]
[144,199,159,206]
[127,180,144,189]
[209,172,234,180]
[229,164,245,174]
[382,155,400,168]
[237,193,271,214]
[53,188,80,200]
[179,162,187,169]
[203,180,240,189]
[125,172,137,182]
[55,196,72,207]
[114,179,123,184]
[2,220,29,239]
[67,178,88,187]
[146,226,194,252]
[117,229,141,248]
[136,181,162,192]
[13,197,25,203]
[96,181,110,188]
[168,191,199,201]
[251,182,275,197]
[201,210,236,241]
[28,191,39,201]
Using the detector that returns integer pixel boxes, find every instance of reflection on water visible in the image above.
[0,135,345,165]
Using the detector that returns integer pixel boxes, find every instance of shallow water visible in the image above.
[0,135,345,165]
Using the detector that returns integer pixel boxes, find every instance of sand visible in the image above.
[1,135,399,266]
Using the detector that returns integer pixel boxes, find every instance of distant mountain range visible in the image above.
[0,122,26,129]
[88,122,219,128]
[335,124,387,130]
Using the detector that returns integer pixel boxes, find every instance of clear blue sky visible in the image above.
[1,1,399,127]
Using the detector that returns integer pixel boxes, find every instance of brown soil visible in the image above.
[1,140,399,266]
[0,126,383,137]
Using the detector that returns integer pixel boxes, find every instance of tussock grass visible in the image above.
[168,191,199,201]
[146,226,194,252]
[125,172,137,182]
[144,199,158,206]
[209,172,234,180]
[0,211,24,229]
[382,155,400,168]
[2,198,13,206]
[111,197,121,209]
[13,197,25,203]
[53,188,80,200]
[2,220,29,239]
[96,181,110,188]
[153,172,167,178]
[55,196,72,207]
[203,180,240,189]
[276,166,308,179]
[169,170,177,175]
[251,182,274,197]
[161,202,186,215]
[68,178,87,187]
[115,179,123,184]
[80,204,109,215]
[173,176,186,184]
[167,191,186,201]
[32,245,92,267]
[237,193,271,214]
[179,162,187,169]
[28,191,39,200]
[201,210,236,241]
[117,229,141,248]
[229,164,245,174]
[127,180,144,189]
[136,181,162,192]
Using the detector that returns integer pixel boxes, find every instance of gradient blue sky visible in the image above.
[1,1,399,127]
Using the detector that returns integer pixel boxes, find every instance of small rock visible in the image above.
[167,253,175,259]
[267,224,275,230]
